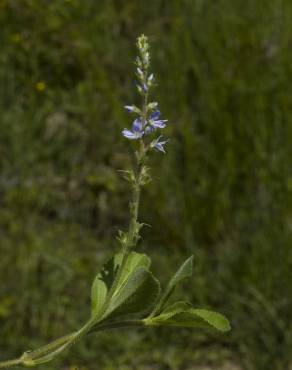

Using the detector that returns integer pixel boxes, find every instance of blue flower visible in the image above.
[151,136,169,153]
[122,118,144,140]
[150,110,160,120]
[149,110,167,129]
[124,105,138,113]
[124,105,135,112]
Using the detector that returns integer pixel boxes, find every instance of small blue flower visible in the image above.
[124,105,136,113]
[149,110,160,120]
[122,118,144,140]
[151,136,169,153]
[132,118,143,132]
[149,110,168,129]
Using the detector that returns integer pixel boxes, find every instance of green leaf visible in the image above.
[145,302,231,332]
[168,255,193,288]
[115,252,151,291]
[105,266,161,319]
[190,309,231,332]
[91,255,118,316]
[151,256,193,315]
[91,252,151,317]
[156,301,192,319]
[91,277,108,317]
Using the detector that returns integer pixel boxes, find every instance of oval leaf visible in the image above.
[146,304,230,332]
[91,277,108,317]
[190,309,231,332]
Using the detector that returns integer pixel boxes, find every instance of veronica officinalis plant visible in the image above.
[0,34,230,369]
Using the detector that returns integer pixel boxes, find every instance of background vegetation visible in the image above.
[0,0,291,369]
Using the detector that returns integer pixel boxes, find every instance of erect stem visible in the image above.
[101,140,145,309]
[127,140,144,247]
[104,69,149,303]
[126,72,148,251]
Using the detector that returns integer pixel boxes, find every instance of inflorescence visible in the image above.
[122,35,168,153]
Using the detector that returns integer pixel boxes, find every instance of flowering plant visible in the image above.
[0,35,230,369]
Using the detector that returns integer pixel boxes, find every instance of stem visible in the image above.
[101,141,144,309]
[0,359,21,369]
[0,320,144,369]
[89,319,143,333]
[101,74,149,309]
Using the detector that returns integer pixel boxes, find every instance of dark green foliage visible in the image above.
[0,0,291,369]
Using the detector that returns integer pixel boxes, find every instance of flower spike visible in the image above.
[122,35,169,153]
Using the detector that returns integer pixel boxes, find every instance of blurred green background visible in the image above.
[0,1,291,369]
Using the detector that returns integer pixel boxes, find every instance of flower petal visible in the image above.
[150,110,161,120]
[124,105,141,114]
[122,129,138,139]
[154,142,166,153]
[124,105,135,112]
[151,119,167,128]
[151,136,169,153]
[132,118,143,132]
